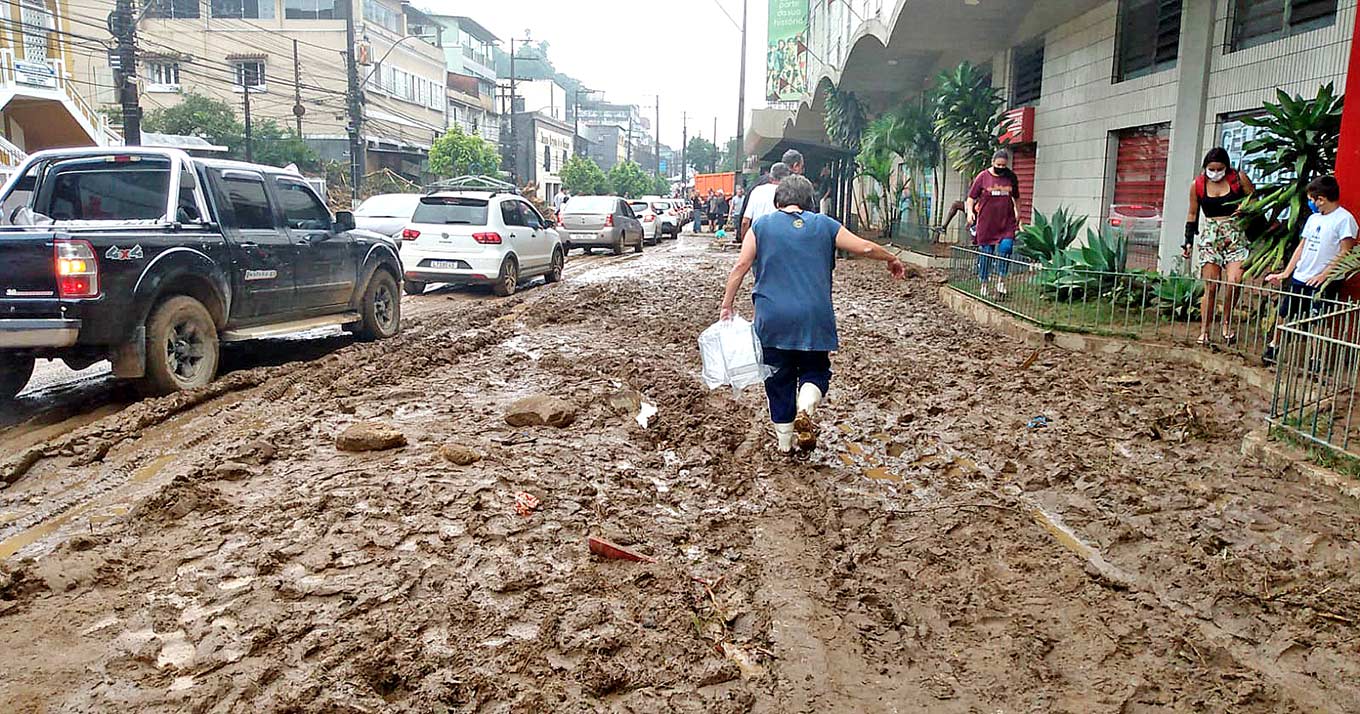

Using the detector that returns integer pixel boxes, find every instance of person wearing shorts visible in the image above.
[1183,147,1254,346]
[1263,175,1358,364]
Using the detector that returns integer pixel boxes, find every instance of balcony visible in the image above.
[0,49,119,171]
[459,46,496,82]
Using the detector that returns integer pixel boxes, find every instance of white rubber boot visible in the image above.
[794,384,824,452]
[774,423,795,454]
[797,383,824,415]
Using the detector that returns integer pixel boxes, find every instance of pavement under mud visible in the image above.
[0,234,1357,713]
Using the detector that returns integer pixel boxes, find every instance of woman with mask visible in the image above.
[1183,147,1255,345]
[966,149,1021,298]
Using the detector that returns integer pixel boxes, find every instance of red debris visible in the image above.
[588,536,657,563]
[514,492,540,517]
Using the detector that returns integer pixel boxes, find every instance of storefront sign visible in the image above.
[14,60,57,89]
[766,0,808,102]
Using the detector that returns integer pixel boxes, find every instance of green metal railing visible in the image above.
[1269,305,1360,461]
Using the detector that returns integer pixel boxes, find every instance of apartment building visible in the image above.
[577,98,649,169]
[0,0,119,179]
[424,14,500,145]
[768,0,1357,269]
[67,0,448,179]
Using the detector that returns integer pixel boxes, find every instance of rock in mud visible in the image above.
[335,422,408,452]
[213,461,260,481]
[505,396,577,428]
[439,444,481,466]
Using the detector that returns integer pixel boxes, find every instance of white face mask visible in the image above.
[1205,168,1227,182]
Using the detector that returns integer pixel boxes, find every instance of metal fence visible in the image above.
[1269,305,1360,462]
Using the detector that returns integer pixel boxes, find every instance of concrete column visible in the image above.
[1159,0,1218,273]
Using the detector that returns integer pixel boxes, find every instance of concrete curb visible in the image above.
[1242,430,1360,501]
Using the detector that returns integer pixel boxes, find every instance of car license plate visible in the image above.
[571,232,594,239]
[430,260,460,270]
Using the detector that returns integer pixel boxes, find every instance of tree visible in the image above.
[142,92,243,153]
[649,173,672,196]
[429,125,502,178]
[686,137,717,174]
[252,120,320,171]
[608,161,651,198]
[824,85,868,153]
[932,62,1010,179]
[560,154,609,194]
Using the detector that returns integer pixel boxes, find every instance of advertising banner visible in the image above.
[766,0,808,102]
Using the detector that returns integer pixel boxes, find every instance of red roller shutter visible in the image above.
[1011,143,1036,222]
[1113,123,1171,212]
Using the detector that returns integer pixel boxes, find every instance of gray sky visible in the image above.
[424,0,771,152]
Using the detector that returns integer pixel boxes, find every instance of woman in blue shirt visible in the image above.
[720,174,907,453]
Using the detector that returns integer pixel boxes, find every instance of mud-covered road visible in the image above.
[1,233,1357,713]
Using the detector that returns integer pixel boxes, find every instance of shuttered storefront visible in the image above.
[1112,123,1171,212]
[1011,144,1036,223]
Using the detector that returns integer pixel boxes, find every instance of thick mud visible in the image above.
[0,235,1357,713]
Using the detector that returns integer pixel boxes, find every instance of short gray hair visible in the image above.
[774,174,815,209]
[781,149,804,169]
[769,162,791,181]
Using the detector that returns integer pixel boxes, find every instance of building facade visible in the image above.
[506,110,572,201]
[447,71,499,145]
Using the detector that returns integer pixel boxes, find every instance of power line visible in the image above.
[708,0,742,31]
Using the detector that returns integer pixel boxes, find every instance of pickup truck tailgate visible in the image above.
[0,233,56,299]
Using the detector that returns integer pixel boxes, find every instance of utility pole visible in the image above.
[681,112,687,186]
[735,0,748,176]
[712,117,718,173]
[242,79,253,162]
[573,86,591,157]
[626,113,633,163]
[292,39,304,137]
[109,0,140,145]
[654,95,660,176]
[344,0,363,203]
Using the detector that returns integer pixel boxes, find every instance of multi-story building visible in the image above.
[0,0,120,179]
[67,0,448,181]
[764,0,1358,269]
[505,109,572,201]
[447,72,499,145]
[424,14,500,146]
[577,98,650,169]
[583,123,627,172]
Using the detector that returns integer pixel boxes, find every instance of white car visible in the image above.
[628,200,667,245]
[400,191,565,297]
[355,193,422,243]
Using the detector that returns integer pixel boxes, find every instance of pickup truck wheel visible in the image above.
[544,248,564,284]
[142,296,219,395]
[358,270,401,340]
[403,280,426,296]
[0,353,35,401]
[492,257,519,297]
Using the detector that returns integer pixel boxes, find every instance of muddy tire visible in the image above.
[612,235,625,256]
[141,296,220,396]
[0,353,35,401]
[403,280,426,296]
[492,257,519,297]
[633,233,644,253]
[544,248,564,284]
[357,270,401,340]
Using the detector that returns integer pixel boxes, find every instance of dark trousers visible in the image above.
[763,347,832,424]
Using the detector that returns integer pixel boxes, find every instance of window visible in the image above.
[520,201,543,229]
[276,179,332,230]
[363,0,401,33]
[211,0,274,19]
[145,61,180,91]
[233,60,266,90]
[221,174,275,230]
[40,158,172,221]
[543,145,551,171]
[412,196,487,225]
[500,200,525,227]
[1231,0,1337,51]
[1010,40,1044,107]
[1114,0,1181,81]
[145,0,200,19]
[285,0,336,19]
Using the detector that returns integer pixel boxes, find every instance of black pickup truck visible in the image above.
[0,147,403,400]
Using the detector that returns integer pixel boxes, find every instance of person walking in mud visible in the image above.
[690,190,705,233]
[719,174,907,454]
[966,149,1021,298]
[1183,147,1255,346]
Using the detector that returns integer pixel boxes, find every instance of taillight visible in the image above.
[643,214,655,222]
[605,214,614,227]
[401,228,420,240]
[55,239,99,298]
[473,232,502,244]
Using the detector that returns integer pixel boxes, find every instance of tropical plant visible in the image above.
[857,115,909,235]
[607,160,651,198]
[824,85,868,152]
[1237,83,1343,275]
[894,97,945,225]
[1036,227,1130,297]
[429,125,502,178]
[932,62,1011,179]
[1016,207,1087,262]
[560,154,610,195]
[1155,272,1205,320]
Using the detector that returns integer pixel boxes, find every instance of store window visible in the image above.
[1010,40,1044,107]
[211,0,274,19]
[1114,0,1181,81]
[1231,0,1337,51]
[285,0,336,20]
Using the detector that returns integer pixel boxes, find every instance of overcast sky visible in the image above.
[423,0,770,151]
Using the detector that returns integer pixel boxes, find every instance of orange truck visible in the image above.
[694,171,736,196]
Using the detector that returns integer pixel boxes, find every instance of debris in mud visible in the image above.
[505,395,577,428]
[514,491,540,516]
[439,443,482,465]
[588,536,657,563]
[606,388,659,428]
[1026,415,1051,430]
[1149,403,1213,442]
[335,422,408,452]
[212,461,260,481]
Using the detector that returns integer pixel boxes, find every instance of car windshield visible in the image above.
[38,157,172,221]
[357,194,419,218]
[651,202,670,211]
[412,196,488,225]
[629,202,649,214]
[560,196,616,214]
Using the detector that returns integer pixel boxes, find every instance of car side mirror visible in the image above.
[544,217,556,227]
[334,210,356,232]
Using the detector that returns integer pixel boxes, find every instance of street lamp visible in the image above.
[361,33,439,87]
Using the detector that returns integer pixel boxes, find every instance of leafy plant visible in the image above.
[1016,207,1087,262]
[685,137,718,174]
[1237,83,1343,275]
[857,115,909,235]
[560,154,609,195]
[1036,228,1130,298]
[1154,272,1204,319]
[824,85,868,152]
[429,125,502,178]
[607,160,651,198]
[932,62,1011,179]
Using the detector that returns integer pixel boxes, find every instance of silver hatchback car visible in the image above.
[557,196,645,255]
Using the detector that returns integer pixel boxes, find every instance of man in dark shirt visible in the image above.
[735,149,814,241]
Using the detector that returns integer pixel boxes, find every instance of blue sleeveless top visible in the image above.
[751,209,841,352]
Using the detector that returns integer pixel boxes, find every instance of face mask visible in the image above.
[1308,199,1320,214]
[1205,169,1227,182]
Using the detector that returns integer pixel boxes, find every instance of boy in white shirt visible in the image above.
[1263,175,1357,364]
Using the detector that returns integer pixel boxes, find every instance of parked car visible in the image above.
[0,147,403,401]
[652,199,682,239]
[355,193,422,243]
[557,196,645,255]
[628,201,666,245]
[399,190,565,297]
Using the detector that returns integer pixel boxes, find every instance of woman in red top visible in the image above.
[966,149,1022,297]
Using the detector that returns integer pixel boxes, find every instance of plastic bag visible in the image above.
[698,316,772,394]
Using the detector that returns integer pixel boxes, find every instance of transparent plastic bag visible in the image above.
[698,316,772,394]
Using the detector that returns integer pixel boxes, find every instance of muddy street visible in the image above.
[0,233,1357,713]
